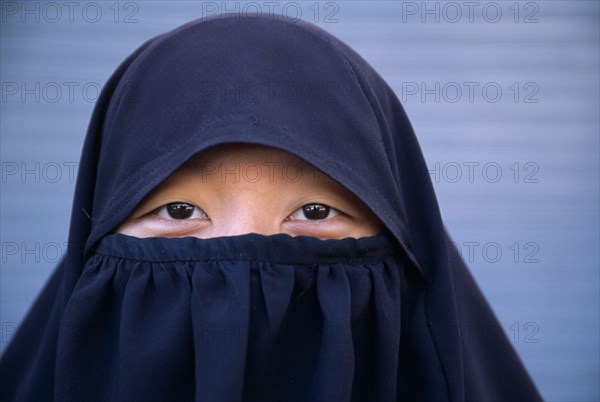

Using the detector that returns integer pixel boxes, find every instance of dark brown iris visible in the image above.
[303,204,330,220]
[166,202,195,219]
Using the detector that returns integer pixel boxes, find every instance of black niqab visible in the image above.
[0,14,542,402]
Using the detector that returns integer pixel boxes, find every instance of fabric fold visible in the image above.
[54,233,403,402]
[314,264,355,400]
[191,261,250,401]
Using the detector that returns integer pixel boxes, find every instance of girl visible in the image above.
[0,14,541,402]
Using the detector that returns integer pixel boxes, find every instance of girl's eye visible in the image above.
[288,203,339,221]
[154,202,207,220]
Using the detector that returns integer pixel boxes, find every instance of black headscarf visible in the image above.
[0,14,542,402]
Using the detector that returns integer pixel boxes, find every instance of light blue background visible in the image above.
[1,2,598,401]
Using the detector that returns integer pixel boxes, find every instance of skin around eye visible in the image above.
[150,202,341,224]
[116,144,383,239]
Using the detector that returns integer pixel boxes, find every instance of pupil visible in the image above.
[166,203,194,219]
[303,204,330,220]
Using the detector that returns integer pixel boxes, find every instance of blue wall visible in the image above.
[1,1,598,400]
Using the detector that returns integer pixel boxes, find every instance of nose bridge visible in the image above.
[226,213,274,236]
[213,197,279,237]
[207,159,286,237]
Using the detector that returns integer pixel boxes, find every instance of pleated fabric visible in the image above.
[55,233,403,402]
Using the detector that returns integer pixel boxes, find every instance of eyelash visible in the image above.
[153,202,208,221]
[287,203,339,221]
[151,202,340,222]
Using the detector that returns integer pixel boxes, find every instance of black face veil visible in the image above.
[0,14,541,402]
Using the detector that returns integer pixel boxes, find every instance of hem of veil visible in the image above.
[91,232,396,265]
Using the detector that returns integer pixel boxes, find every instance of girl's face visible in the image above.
[117,144,382,240]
